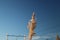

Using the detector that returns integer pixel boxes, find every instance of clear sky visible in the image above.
[0,0,60,40]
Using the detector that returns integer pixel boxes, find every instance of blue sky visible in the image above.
[0,0,60,40]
